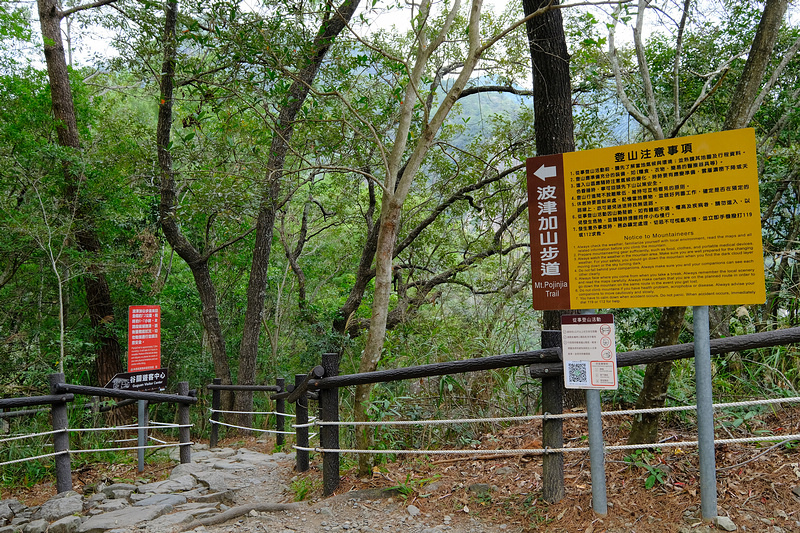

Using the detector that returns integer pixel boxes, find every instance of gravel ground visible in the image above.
[193,456,521,533]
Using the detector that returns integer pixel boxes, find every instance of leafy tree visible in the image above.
[603,0,794,444]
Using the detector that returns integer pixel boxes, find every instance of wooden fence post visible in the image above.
[48,373,72,493]
[295,374,309,472]
[276,377,285,448]
[320,352,340,496]
[177,381,192,464]
[210,378,221,448]
[541,330,564,503]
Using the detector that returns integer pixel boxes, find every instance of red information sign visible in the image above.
[128,305,161,372]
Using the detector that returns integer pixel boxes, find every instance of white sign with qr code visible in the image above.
[561,314,617,390]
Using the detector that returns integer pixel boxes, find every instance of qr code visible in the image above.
[567,361,589,385]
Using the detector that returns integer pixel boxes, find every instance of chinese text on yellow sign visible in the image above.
[526,129,765,310]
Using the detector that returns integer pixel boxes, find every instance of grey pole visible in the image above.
[138,399,148,472]
[586,388,607,515]
[694,305,717,520]
[579,308,607,515]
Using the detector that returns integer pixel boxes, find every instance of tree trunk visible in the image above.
[235,0,362,429]
[155,0,234,411]
[723,0,789,131]
[523,0,580,415]
[629,0,789,443]
[627,306,685,444]
[37,0,123,386]
[333,181,379,336]
[353,200,400,475]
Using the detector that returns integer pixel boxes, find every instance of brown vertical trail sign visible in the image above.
[526,128,766,310]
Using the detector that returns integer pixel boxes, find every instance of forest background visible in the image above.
[1,0,799,474]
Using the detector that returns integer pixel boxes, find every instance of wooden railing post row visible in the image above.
[48,373,72,493]
[210,378,222,448]
[319,352,340,496]
[541,330,565,503]
[295,374,309,472]
[276,377,285,448]
[177,381,192,464]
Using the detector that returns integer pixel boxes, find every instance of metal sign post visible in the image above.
[586,388,607,514]
[562,313,615,515]
[694,305,718,519]
[138,399,148,472]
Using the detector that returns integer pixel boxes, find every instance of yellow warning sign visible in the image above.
[527,128,765,310]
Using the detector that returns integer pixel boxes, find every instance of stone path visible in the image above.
[0,445,518,533]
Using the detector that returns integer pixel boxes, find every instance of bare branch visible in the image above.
[59,0,118,18]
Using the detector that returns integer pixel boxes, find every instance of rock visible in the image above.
[192,471,229,493]
[407,505,421,517]
[0,503,13,524]
[49,515,83,533]
[495,466,513,476]
[100,484,137,499]
[86,494,106,505]
[141,510,200,530]
[133,494,187,508]
[137,476,196,495]
[169,463,204,479]
[77,505,173,533]
[792,486,800,498]
[467,484,491,496]
[193,491,233,504]
[714,516,737,531]
[22,519,48,533]
[35,491,83,522]
[95,500,129,512]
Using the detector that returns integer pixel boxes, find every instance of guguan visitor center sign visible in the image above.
[526,128,766,310]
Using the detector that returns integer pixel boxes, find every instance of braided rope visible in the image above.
[0,450,69,467]
[0,429,64,444]
[310,395,800,428]
[209,409,296,418]
[69,442,190,454]
[68,423,191,433]
[294,433,800,456]
[208,419,295,435]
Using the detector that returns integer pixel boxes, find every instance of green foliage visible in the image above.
[623,449,667,489]
[290,476,320,501]
[388,472,439,500]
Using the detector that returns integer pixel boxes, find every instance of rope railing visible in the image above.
[69,442,190,454]
[67,423,192,433]
[209,408,296,418]
[0,451,69,467]
[0,429,65,444]
[294,433,800,456]
[305,395,800,427]
[208,418,296,435]
[293,395,800,463]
